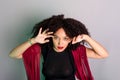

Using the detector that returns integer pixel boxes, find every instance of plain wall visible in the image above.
[0,0,120,80]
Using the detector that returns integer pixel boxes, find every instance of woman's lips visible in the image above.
[57,46,64,49]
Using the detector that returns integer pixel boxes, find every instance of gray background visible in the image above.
[0,0,120,80]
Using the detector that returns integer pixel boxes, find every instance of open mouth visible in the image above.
[57,46,64,49]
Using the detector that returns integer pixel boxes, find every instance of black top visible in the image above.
[42,45,75,80]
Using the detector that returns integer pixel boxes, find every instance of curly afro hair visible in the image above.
[32,14,90,38]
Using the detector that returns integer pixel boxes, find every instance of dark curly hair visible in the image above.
[31,14,90,48]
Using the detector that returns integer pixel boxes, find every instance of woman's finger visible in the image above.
[42,28,49,34]
[45,35,54,39]
[72,37,76,44]
[46,32,53,35]
[38,27,42,35]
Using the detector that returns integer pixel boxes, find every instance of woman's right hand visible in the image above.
[9,27,53,59]
[34,27,53,44]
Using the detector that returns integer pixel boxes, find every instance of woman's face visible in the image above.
[52,28,72,52]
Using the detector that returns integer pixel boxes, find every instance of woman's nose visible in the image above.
[58,39,62,45]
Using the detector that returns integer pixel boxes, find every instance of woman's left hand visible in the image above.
[72,34,84,44]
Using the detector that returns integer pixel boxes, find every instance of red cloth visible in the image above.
[72,45,94,80]
[23,43,94,80]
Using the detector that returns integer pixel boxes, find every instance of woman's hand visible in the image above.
[72,34,109,58]
[72,34,84,44]
[34,27,53,44]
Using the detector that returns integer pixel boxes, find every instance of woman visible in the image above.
[9,14,108,80]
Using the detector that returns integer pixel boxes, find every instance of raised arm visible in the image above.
[9,28,53,59]
[9,38,37,59]
[72,34,109,59]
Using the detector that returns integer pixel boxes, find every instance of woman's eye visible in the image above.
[64,37,69,41]
[53,36,58,39]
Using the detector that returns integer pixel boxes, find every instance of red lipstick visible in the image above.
[57,46,64,49]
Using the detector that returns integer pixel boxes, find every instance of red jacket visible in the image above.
[22,43,94,80]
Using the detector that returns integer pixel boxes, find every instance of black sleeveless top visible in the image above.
[42,45,75,80]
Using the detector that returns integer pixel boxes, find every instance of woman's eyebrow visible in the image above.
[53,34,57,36]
